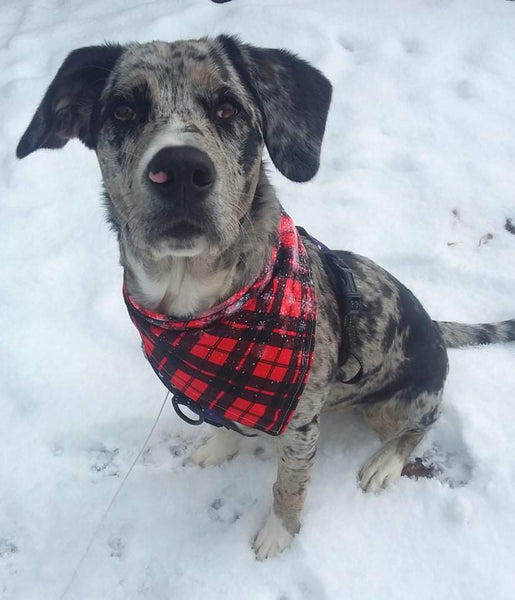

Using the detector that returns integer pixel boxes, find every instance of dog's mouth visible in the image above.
[149,217,209,257]
[160,221,204,239]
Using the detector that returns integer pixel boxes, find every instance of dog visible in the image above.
[16,35,515,560]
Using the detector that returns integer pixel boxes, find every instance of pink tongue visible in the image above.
[149,170,169,184]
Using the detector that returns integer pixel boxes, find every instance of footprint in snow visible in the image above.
[89,445,120,478]
[106,523,134,561]
[277,566,328,600]
[208,497,241,523]
[141,432,196,468]
[108,536,126,560]
[0,538,18,559]
[0,537,19,584]
[253,444,274,462]
[208,484,257,524]
[337,36,375,65]
[402,37,421,55]
[455,79,475,100]
[338,37,356,53]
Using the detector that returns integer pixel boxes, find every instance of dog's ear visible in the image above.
[16,43,124,159]
[218,35,332,183]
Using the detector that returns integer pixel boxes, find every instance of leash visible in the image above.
[58,391,170,600]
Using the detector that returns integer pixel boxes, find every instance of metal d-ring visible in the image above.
[171,394,205,425]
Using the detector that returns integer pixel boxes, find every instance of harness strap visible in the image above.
[297,227,363,384]
[338,314,364,384]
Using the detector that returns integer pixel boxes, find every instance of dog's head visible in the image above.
[17,36,332,258]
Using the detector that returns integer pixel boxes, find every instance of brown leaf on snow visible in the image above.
[478,233,493,247]
[402,457,435,480]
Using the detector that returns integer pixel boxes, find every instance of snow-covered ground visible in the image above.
[2,0,515,598]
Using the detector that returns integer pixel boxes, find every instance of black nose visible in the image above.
[147,146,215,204]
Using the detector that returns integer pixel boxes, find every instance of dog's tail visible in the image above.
[436,319,515,348]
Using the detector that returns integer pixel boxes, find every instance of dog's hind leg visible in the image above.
[190,427,240,467]
[358,391,442,493]
[358,430,424,493]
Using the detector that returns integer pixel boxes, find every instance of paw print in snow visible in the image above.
[90,445,120,477]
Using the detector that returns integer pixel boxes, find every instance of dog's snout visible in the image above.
[147,146,215,203]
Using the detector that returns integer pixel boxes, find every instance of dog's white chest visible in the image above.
[127,252,234,318]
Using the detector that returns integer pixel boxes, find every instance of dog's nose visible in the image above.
[147,146,215,203]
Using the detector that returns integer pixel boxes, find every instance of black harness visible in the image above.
[296,227,363,384]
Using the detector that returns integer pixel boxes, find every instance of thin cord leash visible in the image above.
[58,392,170,600]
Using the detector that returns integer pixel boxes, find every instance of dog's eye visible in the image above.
[113,105,136,121]
[216,101,238,120]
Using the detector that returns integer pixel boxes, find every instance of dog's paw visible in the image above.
[190,430,239,467]
[358,445,404,493]
[253,511,294,561]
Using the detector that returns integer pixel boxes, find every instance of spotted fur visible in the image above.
[17,36,515,560]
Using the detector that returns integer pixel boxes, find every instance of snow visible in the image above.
[2,0,515,598]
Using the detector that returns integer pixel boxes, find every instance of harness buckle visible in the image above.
[340,266,361,315]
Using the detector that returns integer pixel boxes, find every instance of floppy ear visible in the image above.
[16,43,124,159]
[218,35,332,183]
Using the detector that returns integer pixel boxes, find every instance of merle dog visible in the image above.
[16,36,515,560]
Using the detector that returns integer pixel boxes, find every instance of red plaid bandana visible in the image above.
[123,212,317,435]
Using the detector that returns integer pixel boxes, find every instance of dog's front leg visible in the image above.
[253,413,320,560]
[190,427,240,467]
